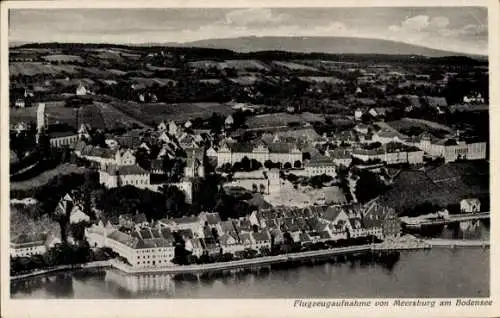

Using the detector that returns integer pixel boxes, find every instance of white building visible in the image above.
[216,140,302,167]
[85,224,175,268]
[460,198,481,213]
[99,164,150,189]
[10,232,60,258]
[76,84,88,96]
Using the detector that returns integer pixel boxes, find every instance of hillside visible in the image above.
[178,36,482,58]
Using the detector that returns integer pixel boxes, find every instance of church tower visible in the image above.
[37,103,47,133]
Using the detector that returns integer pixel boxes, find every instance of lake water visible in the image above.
[11,247,489,299]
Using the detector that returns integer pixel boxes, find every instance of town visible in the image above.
[9,42,489,275]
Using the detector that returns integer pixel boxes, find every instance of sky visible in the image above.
[9,7,488,55]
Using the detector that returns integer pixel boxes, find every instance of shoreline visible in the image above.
[10,241,488,281]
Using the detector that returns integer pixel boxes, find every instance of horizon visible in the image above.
[8,7,488,56]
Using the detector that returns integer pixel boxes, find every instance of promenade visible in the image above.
[10,260,111,281]
[425,238,490,247]
[111,245,374,275]
[401,212,490,228]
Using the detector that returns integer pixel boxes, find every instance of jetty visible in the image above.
[401,212,489,229]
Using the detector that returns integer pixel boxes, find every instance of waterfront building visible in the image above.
[460,198,481,213]
[85,224,175,268]
[10,232,60,258]
[250,230,272,250]
[361,201,401,239]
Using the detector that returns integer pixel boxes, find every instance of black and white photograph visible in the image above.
[2,1,495,312]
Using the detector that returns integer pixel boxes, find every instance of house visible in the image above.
[184,120,193,129]
[185,237,204,257]
[78,124,91,140]
[219,232,244,254]
[317,206,350,231]
[199,212,223,235]
[326,148,352,167]
[460,198,481,213]
[225,115,234,128]
[157,121,168,132]
[361,201,400,239]
[463,92,485,104]
[162,216,204,238]
[69,205,90,224]
[14,99,26,108]
[238,233,253,249]
[168,121,179,136]
[99,164,150,189]
[76,83,88,96]
[10,232,60,258]
[346,218,368,239]
[250,230,271,250]
[354,124,369,135]
[354,108,363,121]
[303,153,337,177]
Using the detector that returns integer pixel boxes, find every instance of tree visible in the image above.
[303,152,311,161]
[264,160,274,169]
[355,170,387,203]
[252,183,258,193]
[293,160,302,168]
[284,162,292,170]
[241,156,251,171]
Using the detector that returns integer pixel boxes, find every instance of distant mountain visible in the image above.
[174,36,485,59]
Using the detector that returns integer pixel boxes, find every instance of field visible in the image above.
[223,60,270,71]
[10,163,86,192]
[53,78,96,87]
[229,76,261,86]
[246,112,307,129]
[94,102,149,129]
[111,101,234,123]
[386,118,453,137]
[42,54,84,63]
[78,104,106,130]
[130,77,177,87]
[272,61,319,72]
[378,161,489,213]
[298,76,345,84]
[10,105,77,127]
[10,62,80,76]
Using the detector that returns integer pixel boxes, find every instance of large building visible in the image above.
[361,201,401,238]
[85,222,176,268]
[409,134,487,163]
[99,164,150,189]
[216,139,302,167]
[10,232,60,258]
[352,142,424,165]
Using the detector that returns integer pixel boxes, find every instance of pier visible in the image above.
[401,212,489,228]
[425,238,490,248]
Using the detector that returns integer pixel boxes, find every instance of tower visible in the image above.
[37,103,47,133]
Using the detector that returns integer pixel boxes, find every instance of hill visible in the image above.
[178,36,484,58]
